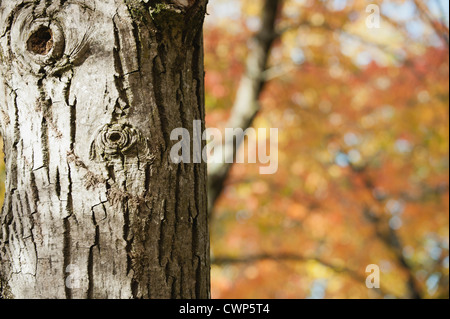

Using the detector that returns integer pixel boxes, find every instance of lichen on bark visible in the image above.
[0,276,13,299]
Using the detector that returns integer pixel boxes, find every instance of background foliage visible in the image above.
[205,0,449,299]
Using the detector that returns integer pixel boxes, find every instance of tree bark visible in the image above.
[0,0,210,299]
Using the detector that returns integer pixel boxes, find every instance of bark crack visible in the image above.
[112,18,131,121]
[63,217,72,299]
[87,208,100,299]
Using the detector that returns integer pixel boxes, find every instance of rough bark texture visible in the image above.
[0,0,209,299]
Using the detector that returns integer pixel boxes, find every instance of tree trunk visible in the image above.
[0,0,210,299]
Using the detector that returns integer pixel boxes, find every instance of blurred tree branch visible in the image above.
[207,0,283,215]
[413,0,449,47]
[363,206,423,299]
[211,253,393,297]
[353,165,426,299]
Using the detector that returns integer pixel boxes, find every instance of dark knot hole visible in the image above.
[27,27,53,55]
[108,132,122,143]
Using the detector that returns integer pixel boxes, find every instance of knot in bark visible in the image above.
[90,124,150,163]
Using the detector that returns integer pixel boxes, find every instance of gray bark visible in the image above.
[0,0,209,299]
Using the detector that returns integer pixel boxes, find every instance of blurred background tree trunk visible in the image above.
[207,0,283,214]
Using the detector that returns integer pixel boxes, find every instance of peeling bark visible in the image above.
[0,0,209,299]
